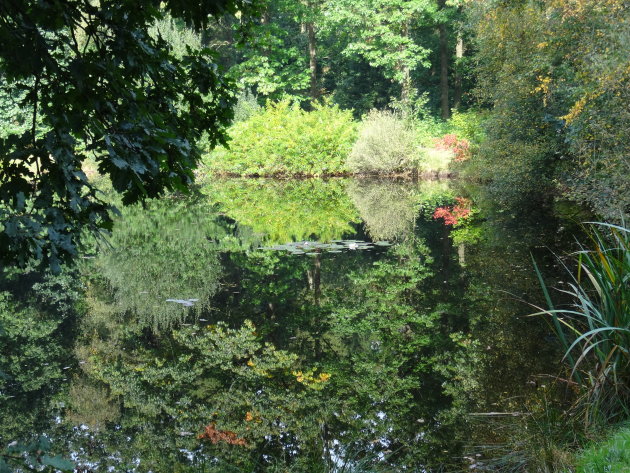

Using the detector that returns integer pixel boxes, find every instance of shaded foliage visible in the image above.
[0,0,258,269]
[467,0,629,219]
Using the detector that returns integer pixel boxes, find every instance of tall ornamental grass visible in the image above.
[347,110,421,174]
[534,222,630,425]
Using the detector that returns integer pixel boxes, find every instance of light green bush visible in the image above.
[414,116,449,146]
[202,100,356,176]
[577,426,630,473]
[347,110,421,174]
[447,109,488,145]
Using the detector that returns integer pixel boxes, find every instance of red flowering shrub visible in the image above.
[433,197,472,226]
[434,134,471,162]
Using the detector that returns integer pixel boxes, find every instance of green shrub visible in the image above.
[414,116,449,146]
[468,137,555,205]
[347,110,421,174]
[203,100,356,176]
[577,426,630,473]
[446,109,488,145]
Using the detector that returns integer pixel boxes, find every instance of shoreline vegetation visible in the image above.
[199,100,478,180]
[2,0,628,470]
[197,169,457,179]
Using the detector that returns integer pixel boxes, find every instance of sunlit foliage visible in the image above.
[203,101,356,176]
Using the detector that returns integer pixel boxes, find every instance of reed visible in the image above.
[533,222,630,425]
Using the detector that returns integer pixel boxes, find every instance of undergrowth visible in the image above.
[577,425,630,473]
[202,100,356,177]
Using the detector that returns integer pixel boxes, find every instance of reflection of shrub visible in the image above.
[348,180,453,241]
[433,197,472,225]
[348,180,419,241]
[204,178,360,243]
[347,110,420,174]
[203,100,356,176]
[66,379,120,430]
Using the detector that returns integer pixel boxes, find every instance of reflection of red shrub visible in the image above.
[434,134,471,162]
[199,424,247,446]
[433,197,472,226]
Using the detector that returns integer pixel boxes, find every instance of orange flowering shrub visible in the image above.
[198,424,247,446]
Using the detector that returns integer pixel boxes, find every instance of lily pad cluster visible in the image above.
[261,240,392,255]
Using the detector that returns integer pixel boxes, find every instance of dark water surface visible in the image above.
[0,178,583,472]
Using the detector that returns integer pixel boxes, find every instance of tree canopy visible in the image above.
[0,0,258,270]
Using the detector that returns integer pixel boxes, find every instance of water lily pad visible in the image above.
[261,239,390,255]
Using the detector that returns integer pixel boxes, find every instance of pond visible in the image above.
[0,178,583,472]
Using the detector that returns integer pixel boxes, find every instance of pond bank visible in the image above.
[196,168,456,180]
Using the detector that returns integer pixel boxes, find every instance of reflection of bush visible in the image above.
[204,179,360,244]
[97,198,222,331]
[348,180,453,241]
[348,180,417,241]
[65,378,120,430]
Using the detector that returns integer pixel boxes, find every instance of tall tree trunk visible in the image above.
[453,33,464,110]
[438,0,450,119]
[307,253,321,306]
[400,20,412,104]
[306,21,318,100]
[261,7,272,58]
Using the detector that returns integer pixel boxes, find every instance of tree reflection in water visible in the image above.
[0,179,579,472]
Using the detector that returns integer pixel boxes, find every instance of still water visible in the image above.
[0,178,581,472]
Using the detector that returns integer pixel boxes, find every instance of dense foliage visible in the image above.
[576,425,630,473]
[467,0,629,219]
[203,178,360,242]
[228,0,468,115]
[203,101,356,176]
[347,111,422,174]
[2,0,629,470]
[0,0,258,269]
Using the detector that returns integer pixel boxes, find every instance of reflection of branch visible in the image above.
[1,453,39,472]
